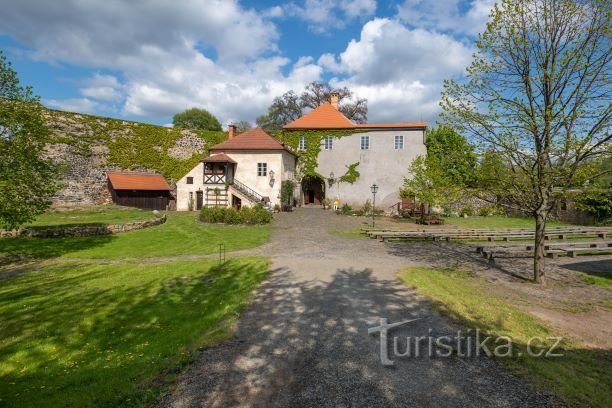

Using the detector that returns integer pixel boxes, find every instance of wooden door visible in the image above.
[196,191,204,210]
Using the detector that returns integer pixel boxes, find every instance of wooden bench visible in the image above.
[561,247,612,258]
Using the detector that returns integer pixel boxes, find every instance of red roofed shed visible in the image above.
[107,172,172,210]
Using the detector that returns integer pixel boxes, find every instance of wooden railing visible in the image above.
[204,174,225,184]
[231,178,264,203]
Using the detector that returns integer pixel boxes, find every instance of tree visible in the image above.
[235,120,252,134]
[441,0,611,282]
[257,82,368,131]
[426,126,477,187]
[256,91,302,131]
[400,155,463,219]
[0,51,61,229]
[172,107,222,131]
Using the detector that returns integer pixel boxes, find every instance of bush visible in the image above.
[460,206,474,217]
[362,198,372,215]
[338,203,353,215]
[478,205,500,217]
[199,206,272,225]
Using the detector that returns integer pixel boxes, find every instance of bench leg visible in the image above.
[569,251,576,258]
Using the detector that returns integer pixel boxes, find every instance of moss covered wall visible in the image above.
[43,109,226,206]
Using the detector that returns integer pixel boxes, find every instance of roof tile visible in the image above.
[107,172,171,190]
[210,127,295,155]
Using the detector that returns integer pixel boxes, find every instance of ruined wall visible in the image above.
[43,109,226,206]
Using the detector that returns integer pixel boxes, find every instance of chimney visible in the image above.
[228,124,237,139]
[330,92,339,109]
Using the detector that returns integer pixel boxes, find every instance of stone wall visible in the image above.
[0,215,167,238]
[42,109,225,207]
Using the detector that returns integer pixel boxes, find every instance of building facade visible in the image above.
[284,93,427,208]
[176,127,297,210]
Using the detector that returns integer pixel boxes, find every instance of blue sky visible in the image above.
[0,0,493,126]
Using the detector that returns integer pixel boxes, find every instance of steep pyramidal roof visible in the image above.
[210,127,295,155]
[283,101,426,130]
[283,102,355,129]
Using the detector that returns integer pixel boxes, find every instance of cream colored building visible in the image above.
[176,127,297,210]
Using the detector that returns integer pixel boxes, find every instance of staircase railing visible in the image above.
[231,179,264,203]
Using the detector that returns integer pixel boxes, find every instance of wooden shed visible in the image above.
[107,172,172,210]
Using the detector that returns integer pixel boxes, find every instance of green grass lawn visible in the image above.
[0,212,271,261]
[442,215,571,229]
[399,267,611,407]
[0,257,269,407]
[25,205,159,227]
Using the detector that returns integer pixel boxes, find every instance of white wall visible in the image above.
[175,150,296,210]
[315,130,426,208]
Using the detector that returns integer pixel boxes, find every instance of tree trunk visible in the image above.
[533,208,548,283]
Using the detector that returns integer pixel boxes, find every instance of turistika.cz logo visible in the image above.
[368,318,563,366]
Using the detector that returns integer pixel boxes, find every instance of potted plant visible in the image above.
[322,198,330,209]
[273,203,281,213]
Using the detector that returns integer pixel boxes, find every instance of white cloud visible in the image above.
[43,98,98,113]
[80,74,123,101]
[396,0,494,36]
[284,0,377,33]
[324,18,473,123]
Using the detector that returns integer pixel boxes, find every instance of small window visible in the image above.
[360,135,370,150]
[299,136,307,150]
[324,136,333,150]
[394,135,404,150]
[257,162,267,176]
[186,176,194,184]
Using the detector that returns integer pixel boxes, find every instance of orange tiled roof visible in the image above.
[107,172,171,190]
[202,153,237,163]
[210,127,295,155]
[283,102,427,130]
[283,102,355,129]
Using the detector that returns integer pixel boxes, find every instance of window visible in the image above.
[186,176,194,184]
[324,136,333,150]
[394,135,404,150]
[360,135,370,150]
[257,162,267,176]
[299,136,307,150]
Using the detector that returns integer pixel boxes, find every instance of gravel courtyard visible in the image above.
[168,209,560,407]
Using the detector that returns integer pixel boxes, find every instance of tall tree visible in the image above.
[300,81,368,123]
[257,82,368,131]
[441,0,611,282]
[173,107,222,131]
[256,91,302,131]
[426,126,477,187]
[0,51,61,229]
[234,120,252,134]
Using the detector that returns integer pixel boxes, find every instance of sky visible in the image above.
[0,0,493,127]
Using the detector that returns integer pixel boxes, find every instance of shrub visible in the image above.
[362,198,372,215]
[199,206,271,224]
[338,203,353,215]
[478,205,500,217]
[460,206,474,217]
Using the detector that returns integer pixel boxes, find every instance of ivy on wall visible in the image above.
[339,162,360,184]
[45,109,226,182]
[276,129,363,182]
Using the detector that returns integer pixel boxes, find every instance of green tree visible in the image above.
[441,0,611,283]
[400,155,462,219]
[0,51,61,229]
[256,91,302,131]
[172,107,222,131]
[426,126,477,187]
[235,120,252,134]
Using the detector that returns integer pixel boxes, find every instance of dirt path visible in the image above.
[168,209,556,407]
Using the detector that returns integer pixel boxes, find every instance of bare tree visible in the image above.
[441,0,611,283]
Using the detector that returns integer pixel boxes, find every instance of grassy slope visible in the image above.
[399,267,611,407]
[0,212,270,261]
[25,206,158,227]
[442,216,571,229]
[0,257,268,407]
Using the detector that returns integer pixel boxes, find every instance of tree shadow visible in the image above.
[0,234,116,265]
[559,259,612,276]
[170,265,555,407]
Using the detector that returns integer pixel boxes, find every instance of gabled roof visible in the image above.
[107,172,171,191]
[283,101,427,130]
[202,153,236,163]
[283,102,355,129]
[210,127,296,155]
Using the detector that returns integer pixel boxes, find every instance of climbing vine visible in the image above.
[339,162,360,184]
[45,109,226,182]
[276,129,364,181]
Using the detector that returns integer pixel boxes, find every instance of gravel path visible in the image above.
[167,209,557,407]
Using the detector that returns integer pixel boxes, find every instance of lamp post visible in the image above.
[370,183,378,227]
